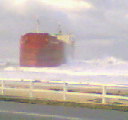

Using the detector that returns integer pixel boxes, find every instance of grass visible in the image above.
[0,95,127,112]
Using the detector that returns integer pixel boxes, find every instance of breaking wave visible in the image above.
[66,56,128,67]
[85,56,128,65]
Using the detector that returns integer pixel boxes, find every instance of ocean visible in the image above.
[1,57,128,85]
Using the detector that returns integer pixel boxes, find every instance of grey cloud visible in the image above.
[0,0,128,63]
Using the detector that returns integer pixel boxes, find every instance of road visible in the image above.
[0,101,127,120]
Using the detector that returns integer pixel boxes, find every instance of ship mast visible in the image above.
[36,18,40,33]
[58,23,62,34]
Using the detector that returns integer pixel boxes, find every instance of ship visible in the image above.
[20,32,73,67]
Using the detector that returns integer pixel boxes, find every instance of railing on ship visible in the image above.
[0,78,127,105]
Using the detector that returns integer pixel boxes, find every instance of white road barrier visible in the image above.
[0,78,127,104]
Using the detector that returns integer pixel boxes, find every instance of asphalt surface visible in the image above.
[0,101,127,120]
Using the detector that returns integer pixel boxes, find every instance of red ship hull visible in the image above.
[20,33,65,67]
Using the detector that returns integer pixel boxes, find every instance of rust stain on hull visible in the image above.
[20,33,65,67]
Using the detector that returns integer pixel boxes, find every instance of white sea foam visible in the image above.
[1,56,128,85]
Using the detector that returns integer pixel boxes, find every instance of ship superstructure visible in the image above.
[54,33,74,61]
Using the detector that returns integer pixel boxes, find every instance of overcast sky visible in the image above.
[0,0,128,63]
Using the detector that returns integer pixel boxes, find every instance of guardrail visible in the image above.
[0,79,128,104]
